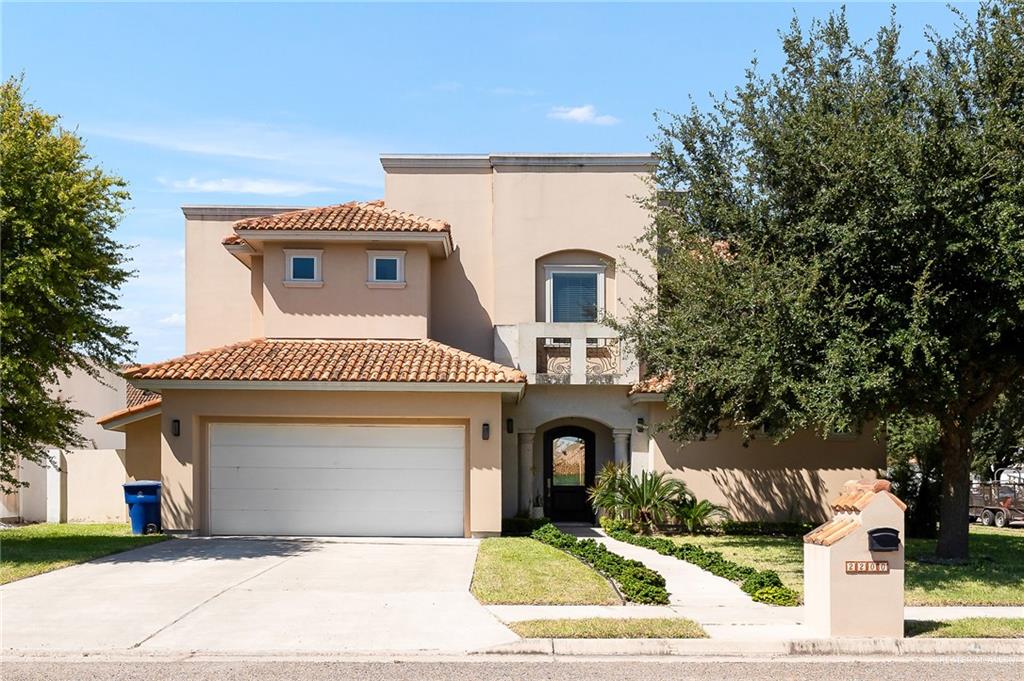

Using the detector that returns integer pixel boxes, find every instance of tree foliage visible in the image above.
[0,76,133,492]
[617,4,1024,558]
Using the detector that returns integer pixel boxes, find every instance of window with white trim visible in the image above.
[284,249,322,285]
[367,250,405,285]
[545,265,605,322]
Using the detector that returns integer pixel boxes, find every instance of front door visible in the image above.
[543,426,596,522]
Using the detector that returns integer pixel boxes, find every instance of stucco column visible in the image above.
[518,431,536,513]
[613,429,631,468]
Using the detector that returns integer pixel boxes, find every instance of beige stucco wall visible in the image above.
[491,168,650,327]
[384,168,496,358]
[185,216,255,352]
[157,388,504,536]
[259,242,430,339]
[124,415,162,482]
[63,449,128,523]
[648,402,886,522]
[53,366,126,450]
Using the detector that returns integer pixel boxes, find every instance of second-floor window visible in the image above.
[284,249,322,286]
[367,250,406,286]
[545,265,605,322]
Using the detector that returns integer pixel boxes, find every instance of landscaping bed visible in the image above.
[471,537,620,605]
[532,524,670,604]
[0,523,168,584]
[602,521,799,606]
[509,617,706,639]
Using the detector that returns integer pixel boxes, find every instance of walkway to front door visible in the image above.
[544,425,596,522]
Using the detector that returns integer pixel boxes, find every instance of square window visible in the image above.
[551,272,599,322]
[291,256,316,280]
[374,257,399,282]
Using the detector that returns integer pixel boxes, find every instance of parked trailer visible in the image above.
[970,469,1024,528]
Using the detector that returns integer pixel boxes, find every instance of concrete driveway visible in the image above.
[1,537,518,654]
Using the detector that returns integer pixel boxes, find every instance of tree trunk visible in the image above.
[935,413,973,560]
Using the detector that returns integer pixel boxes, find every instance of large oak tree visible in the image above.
[618,4,1023,559]
[1,77,134,492]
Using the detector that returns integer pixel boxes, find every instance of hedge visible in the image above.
[502,516,551,536]
[530,523,670,605]
[600,520,799,607]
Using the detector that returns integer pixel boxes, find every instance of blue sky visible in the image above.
[3,2,971,362]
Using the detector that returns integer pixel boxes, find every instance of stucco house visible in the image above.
[97,153,884,537]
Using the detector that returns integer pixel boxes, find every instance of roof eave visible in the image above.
[97,403,163,432]
[128,378,525,396]
[629,392,666,404]
[233,230,452,258]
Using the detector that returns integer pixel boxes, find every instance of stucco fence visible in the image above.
[1,449,133,524]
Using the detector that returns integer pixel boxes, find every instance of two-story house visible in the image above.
[98,153,885,538]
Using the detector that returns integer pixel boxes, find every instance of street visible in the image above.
[5,656,1020,681]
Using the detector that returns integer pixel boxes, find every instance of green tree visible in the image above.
[1,76,134,492]
[618,4,1023,559]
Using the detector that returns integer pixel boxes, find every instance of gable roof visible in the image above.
[230,200,449,236]
[96,384,162,428]
[123,338,526,387]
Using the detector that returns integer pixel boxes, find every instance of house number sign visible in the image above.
[845,560,890,574]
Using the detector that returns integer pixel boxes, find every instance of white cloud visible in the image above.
[159,177,333,197]
[433,80,463,93]
[86,120,386,188]
[487,86,539,97]
[547,104,620,126]
[158,312,186,328]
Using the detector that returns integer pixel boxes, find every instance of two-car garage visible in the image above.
[208,423,466,537]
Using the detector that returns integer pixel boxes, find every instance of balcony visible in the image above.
[494,323,638,385]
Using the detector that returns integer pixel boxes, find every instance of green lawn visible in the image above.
[0,523,168,584]
[509,617,706,639]
[471,537,620,605]
[667,525,1024,606]
[905,618,1024,638]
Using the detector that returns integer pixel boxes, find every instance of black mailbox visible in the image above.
[867,527,901,552]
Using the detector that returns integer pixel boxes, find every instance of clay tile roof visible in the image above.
[222,234,243,245]
[803,516,860,546]
[830,479,907,513]
[96,383,162,426]
[232,201,449,234]
[629,373,674,396]
[123,338,527,385]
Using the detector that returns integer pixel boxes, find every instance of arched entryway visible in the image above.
[543,425,596,522]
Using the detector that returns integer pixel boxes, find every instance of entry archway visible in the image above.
[543,425,596,522]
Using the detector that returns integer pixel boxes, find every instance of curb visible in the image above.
[476,637,1024,656]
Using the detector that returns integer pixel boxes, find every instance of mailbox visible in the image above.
[867,527,901,552]
[804,479,906,638]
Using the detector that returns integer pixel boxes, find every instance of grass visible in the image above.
[666,525,1024,606]
[471,537,620,605]
[0,523,168,584]
[509,617,707,639]
[905,618,1024,638]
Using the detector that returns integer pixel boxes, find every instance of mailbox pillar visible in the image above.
[803,479,906,638]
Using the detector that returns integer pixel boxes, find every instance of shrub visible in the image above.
[751,586,800,606]
[530,523,670,605]
[740,570,784,594]
[674,498,731,533]
[604,526,799,607]
[502,516,550,537]
[589,467,691,534]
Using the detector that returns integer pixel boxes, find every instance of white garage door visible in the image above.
[209,423,465,537]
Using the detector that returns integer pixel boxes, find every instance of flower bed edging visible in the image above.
[530,523,670,605]
[600,521,800,606]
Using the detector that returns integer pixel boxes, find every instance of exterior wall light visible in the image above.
[636,417,646,433]
[506,418,514,434]
[171,419,181,437]
[482,423,490,440]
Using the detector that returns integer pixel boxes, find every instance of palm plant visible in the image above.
[588,462,629,520]
[617,471,692,534]
[674,498,730,533]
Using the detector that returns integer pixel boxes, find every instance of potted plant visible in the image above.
[530,494,544,519]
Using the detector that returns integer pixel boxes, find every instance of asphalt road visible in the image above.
[6,656,1020,681]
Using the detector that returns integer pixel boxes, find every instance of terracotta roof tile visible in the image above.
[96,384,162,426]
[232,201,449,234]
[830,479,907,513]
[804,515,860,546]
[629,373,674,395]
[123,338,526,385]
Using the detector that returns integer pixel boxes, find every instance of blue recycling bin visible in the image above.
[123,480,162,535]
